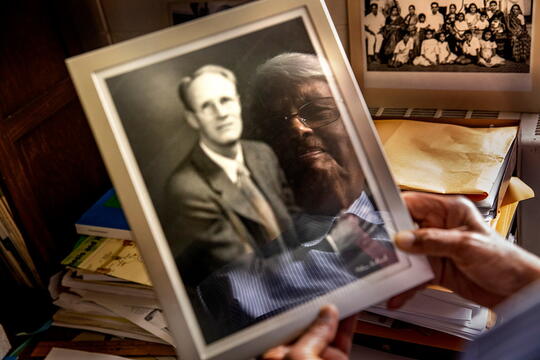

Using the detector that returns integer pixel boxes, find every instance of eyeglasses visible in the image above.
[283,97,340,129]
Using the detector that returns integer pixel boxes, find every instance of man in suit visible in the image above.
[163,65,295,289]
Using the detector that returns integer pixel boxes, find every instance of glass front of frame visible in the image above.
[81,5,430,355]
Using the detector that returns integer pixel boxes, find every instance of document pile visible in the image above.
[374,119,530,228]
[368,287,490,340]
[371,119,533,340]
[49,236,173,345]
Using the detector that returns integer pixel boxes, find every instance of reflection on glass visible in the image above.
[107,22,400,344]
[183,53,398,342]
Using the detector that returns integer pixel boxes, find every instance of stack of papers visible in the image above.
[473,144,514,220]
[368,288,490,340]
[61,236,151,286]
[50,237,172,345]
[372,120,524,340]
[375,120,518,201]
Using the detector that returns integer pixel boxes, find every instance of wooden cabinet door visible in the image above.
[0,0,110,282]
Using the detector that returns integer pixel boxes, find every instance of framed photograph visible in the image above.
[67,0,432,358]
[348,0,540,112]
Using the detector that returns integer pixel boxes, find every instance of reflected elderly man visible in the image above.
[248,52,395,272]
[163,65,295,288]
[249,53,367,217]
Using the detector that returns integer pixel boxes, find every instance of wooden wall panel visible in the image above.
[15,100,108,263]
[0,1,68,117]
[0,0,110,281]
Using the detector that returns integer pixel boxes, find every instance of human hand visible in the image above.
[389,192,540,309]
[261,305,356,360]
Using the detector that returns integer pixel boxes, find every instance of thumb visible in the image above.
[395,228,483,263]
[288,305,339,359]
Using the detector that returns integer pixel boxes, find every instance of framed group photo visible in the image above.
[348,0,540,112]
[67,0,432,358]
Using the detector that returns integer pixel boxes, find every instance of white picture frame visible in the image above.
[66,0,433,359]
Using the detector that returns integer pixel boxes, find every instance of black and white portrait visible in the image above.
[362,0,533,73]
[102,17,400,344]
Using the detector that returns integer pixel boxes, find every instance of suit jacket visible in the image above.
[163,140,296,288]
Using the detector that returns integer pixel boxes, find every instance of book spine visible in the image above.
[75,224,133,240]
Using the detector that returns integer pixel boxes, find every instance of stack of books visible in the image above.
[50,191,173,345]
[74,189,131,241]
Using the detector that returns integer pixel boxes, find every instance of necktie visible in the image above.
[236,164,281,242]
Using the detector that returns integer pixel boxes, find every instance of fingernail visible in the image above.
[395,231,416,249]
[319,304,336,321]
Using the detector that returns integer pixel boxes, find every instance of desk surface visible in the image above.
[18,321,463,359]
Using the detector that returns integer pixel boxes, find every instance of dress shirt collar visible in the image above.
[346,191,384,225]
[200,141,244,184]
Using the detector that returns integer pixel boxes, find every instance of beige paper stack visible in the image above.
[375,120,518,201]
[49,237,172,345]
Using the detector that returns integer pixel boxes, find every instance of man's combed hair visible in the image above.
[178,64,237,112]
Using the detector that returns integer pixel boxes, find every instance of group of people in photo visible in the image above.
[364,0,531,68]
